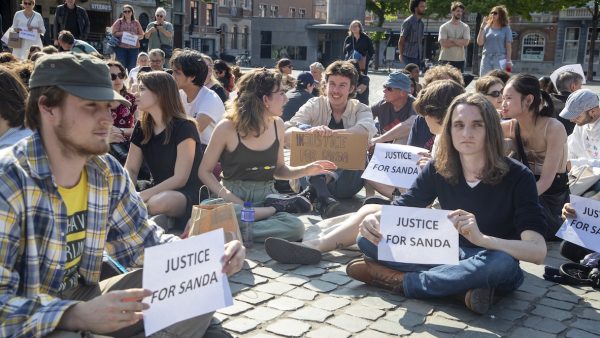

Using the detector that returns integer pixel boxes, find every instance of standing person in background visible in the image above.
[111,4,144,71]
[9,1,45,60]
[53,0,90,45]
[144,7,173,68]
[477,5,513,76]
[399,0,426,68]
[343,20,374,75]
[438,1,470,72]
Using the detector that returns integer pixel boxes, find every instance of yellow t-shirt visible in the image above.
[57,170,88,291]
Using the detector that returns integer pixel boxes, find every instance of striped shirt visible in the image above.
[0,133,176,337]
[400,14,424,60]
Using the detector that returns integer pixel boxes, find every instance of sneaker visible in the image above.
[298,185,316,203]
[315,197,340,219]
[464,288,495,314]
[264,237,322,265]
[363,196,391,206]
[264,193,312,213]
[346,257,405,293]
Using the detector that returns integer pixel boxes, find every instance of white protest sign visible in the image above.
[18,30,37,41]
[142,228,232,336]
[361,143,428,188]
[121,31,138,46]
[555,195,600,253]
[378,205,459,265]
[550,64,586,89]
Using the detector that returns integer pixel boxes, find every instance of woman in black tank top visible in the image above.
[197,69,337,242]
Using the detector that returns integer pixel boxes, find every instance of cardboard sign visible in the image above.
[142,229,233,335]
[555,195,600,253]
[550,64,586,88]
[378,205,459,265]
[121,31,138,46]
[18,30,37,41]
[290,131,368,170]
[361,143,428,188]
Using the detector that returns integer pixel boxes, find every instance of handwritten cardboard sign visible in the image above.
[555,195,600,253]
[361,143,428,188]
[290,131,368,170]
[550,64,586,88]
[378,205,459,265]
[18,30,37,41]
[121,31,138,46]
[142,229,232,335]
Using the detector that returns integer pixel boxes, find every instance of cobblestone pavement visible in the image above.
[215,196,600,337]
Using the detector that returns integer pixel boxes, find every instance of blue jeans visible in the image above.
[357,236,524,299]
[300,169,364,199]
[115,47,139,71]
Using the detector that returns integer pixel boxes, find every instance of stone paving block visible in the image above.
[402,299,435,315]
[327,314,371,333]
[217,301,253,315]
[275,273,310,286]
[531,304,572,321]
[358,296,398,310]
[571,318,599,334]
[229,270,268,286]
[321,252,355,264]
[292,266,326,277]
[317,260,341,269]
[285,287,318,300]
[242,259,259,269]
[248,334,279,338]
[265,318,311,337]
[311,296,351,311]
[517,283,548,297]
[566,328,600,338]
[510,327,556,338]
[306,326,351,338]
[235,290,275,305]
[583,289,600,301]
[212,312,228,324]
[319,272,352,285]
[246,249,272,263]
[579,307,600,321]
[369,318,412,335]
[510,290,538,301]
[253,281,296,295]
[266,296,305,311]
[538,297,576,310]
[411,330,454,338]
[229,282,249,295]
[433,306,479,323]
[546,290,581,303]
[469,316,514,333]
[222,317,260,334]
[425,314,468,334]
[343,304,385,320]
[252,267,284,279]
[492,308,526,321]
[354,329,391,338]
[523,315,568,334]
[494,298,531,311]
[265,261,300,270]
[549,284,589,295]
[289,306,333,322]
[383,308,426,328]
[328,285,369,298]
[243,306,284,322]
[303,279,338,292]
[459,327,502,338]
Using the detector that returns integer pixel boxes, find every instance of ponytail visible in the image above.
[539,90,554,117]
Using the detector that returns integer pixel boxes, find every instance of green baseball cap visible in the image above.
[29,53,130,106]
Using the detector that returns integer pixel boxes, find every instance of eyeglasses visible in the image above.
[111,73,126,81]
[156,14,164,17]
[285,65,293,69]
[383,85,394,92]
[485,90,502,98]
[123,10,132,13]
[490,12,498,15]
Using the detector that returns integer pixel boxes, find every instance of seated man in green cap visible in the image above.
[0,53,245,337]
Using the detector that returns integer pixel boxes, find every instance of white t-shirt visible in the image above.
[179,86,226,145]
[568,118,600,167]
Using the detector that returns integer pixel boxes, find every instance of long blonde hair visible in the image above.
[225,68,281,138]
[138,71,193,144]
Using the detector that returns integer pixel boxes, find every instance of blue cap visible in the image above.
[384,71,411,93]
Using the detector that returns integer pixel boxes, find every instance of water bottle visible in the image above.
[392,188,402,204]
[240,202,255,248]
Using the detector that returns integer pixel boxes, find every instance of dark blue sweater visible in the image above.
[393,158,547,247]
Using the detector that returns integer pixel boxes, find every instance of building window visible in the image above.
[289,7,296,18]
[232,26,239,49]
[244,0,250,8]
[299,9,306,18]
[191,1,199,25]
[585,28,600,64]
[242,26,249,50]
[259,4,267,17]
[270,5,279,17]
[521,33,544,61]
[174,0,183,12]
[260,31,272,58]
[220,24,227,52]
[219,0,227,6]
[206,3,215,27]
[563,27,579,63]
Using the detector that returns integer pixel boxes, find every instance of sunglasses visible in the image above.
[156,14,164,17]
[111,73,126,81]
[123,10,132,13]
[485,90,502,98]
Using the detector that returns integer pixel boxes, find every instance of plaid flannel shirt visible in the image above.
[0,133,176,337]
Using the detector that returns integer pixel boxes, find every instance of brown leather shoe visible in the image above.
[464,288,495,314]
[346,257,405,293]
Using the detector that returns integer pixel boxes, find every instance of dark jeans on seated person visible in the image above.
[357,236,524,298]
[299,169,364,199]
